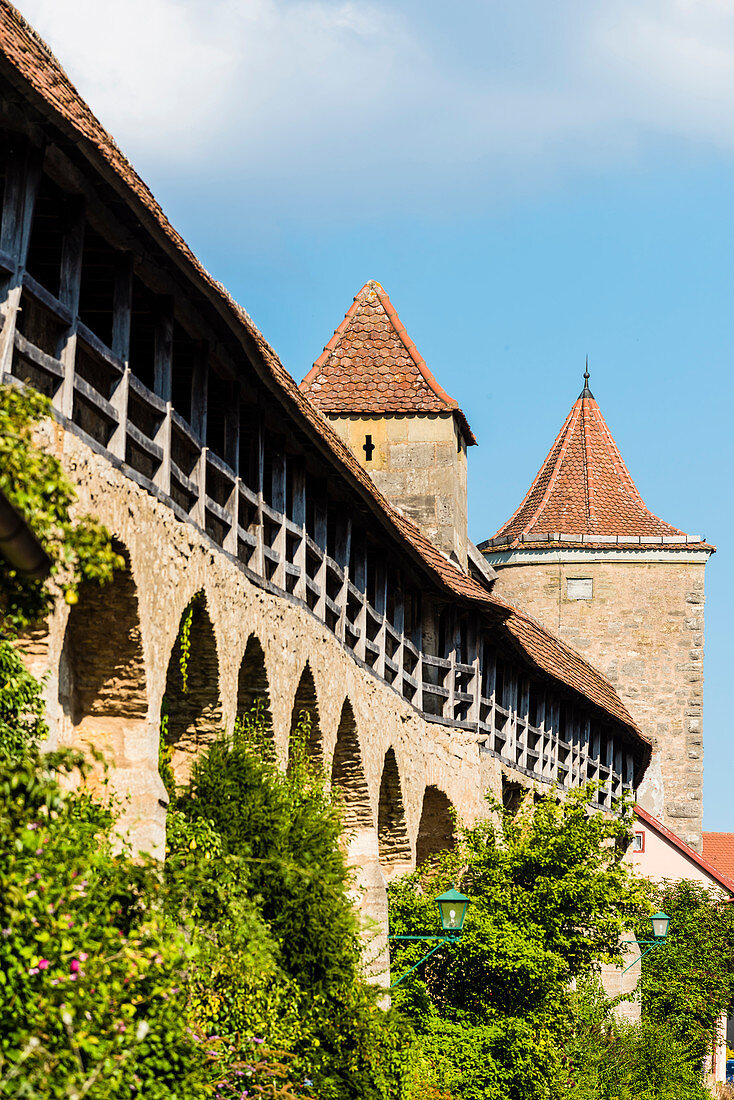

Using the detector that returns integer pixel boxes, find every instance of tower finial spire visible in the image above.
[580,356,593,399]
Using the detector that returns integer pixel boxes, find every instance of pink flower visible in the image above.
[69,959,80,973]
[28,967,39,975]
[38,959,49,970]
[79,952,88,962]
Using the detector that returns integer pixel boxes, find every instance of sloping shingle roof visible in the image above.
[0,4,649,765]
[702,833,734,885]
[301,280,476,445]
[484,376,711,551]
[634,807,734,893]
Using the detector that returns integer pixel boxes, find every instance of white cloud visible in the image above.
[15,0,734,206]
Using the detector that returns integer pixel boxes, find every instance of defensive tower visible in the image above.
[481,368,714,850]
[301,281,476,570]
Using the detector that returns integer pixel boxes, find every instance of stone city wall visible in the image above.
[23,422,500,982]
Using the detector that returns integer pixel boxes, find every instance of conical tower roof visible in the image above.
[300,280,476,445]
[483,371,708,550]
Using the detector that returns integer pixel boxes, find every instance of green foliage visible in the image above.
[178,600,194,694]
[0,747,208,1099]
[0,639,47,758]
[562,976,711,1100]
[0,383,122,635]
[388,787,647,1100]
[157,700,175,801]
[168,705,414,1100]
[638,879,734,1064]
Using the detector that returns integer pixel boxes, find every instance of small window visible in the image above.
[632,832,645,852]
[566,578,593,601]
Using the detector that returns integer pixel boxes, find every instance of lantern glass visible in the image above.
[436,887,470,934]
[650,911,670,940]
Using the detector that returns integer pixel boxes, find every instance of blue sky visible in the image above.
[19,0,734,827]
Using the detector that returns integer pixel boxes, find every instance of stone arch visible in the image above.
[58,543,163,854]
[330,698,373,831]
[59,541,147,743]
[163,592,223,782]
[377,747,413,879]
[288,661,322,761]
[331,699,389,985]
[236,634,273,734]
[416,785,456,866]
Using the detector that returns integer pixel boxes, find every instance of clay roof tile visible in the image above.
[300,280,476,445]
[488,376,712,551]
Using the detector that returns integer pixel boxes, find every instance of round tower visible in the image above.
[480,370,714,851]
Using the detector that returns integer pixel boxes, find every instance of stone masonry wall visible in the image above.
[491,557,706,850]
[326,412,468,569]
[24,422,500,983]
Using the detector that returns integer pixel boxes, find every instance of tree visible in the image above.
[388,788,648,1100]
[638,879,734,1065]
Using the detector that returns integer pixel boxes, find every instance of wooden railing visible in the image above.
[0,146,634,808]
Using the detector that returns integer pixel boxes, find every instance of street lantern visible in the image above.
[436,886,470,935]
[650,911,671,940]
[388,886,472,986]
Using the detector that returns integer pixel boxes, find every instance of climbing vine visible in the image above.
[179,602,195,694]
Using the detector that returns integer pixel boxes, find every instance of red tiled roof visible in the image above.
[486,378,711,551]
[0,4,649,764]
[635,806,734,893]
[702,833,734,885]
[300,281,476,445]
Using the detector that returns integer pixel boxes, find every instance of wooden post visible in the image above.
[189,341,209,526]
[351,537,367,660]
[0,139,43,379]
[313,496,327,621]
[248,415,265,577]
[223,381,240,555]
[57,195,85,419]
[153,301,173,495]
[393,581,405,689]
[444,606,457,721]
[413,592,424,713]
[373,557,387,679]
[335,514,352,641]
[109,251,133,459]
[190,340,208,443]
[291,464,307,601]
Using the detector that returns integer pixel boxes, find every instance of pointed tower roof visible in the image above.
[483,369,710,550]
[300,281,476,445]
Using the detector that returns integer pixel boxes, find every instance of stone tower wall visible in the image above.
[326,412,468,569]
[489,554,707,851]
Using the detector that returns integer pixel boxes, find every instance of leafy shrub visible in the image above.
[0,382,122,635]
[388,787,647,1100]
[563,977,712,1100]
[0,748,208,1099]
[638,879,734,1065]
[168,707,415,1100]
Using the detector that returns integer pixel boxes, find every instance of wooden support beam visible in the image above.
[373,557,387,678]
[313,495,327,622]
[248,416,265,577]
[0,138,43,379]
[334,514,352,641]
[291,464,307,601]
[109,250,133,458]
[57,195,85,418]
[153,301,173,495]
[190,340,208,443]
[271,446,287,587]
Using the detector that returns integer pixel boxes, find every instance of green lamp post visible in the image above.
[388,886,471,987]
[622,910,671,973]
